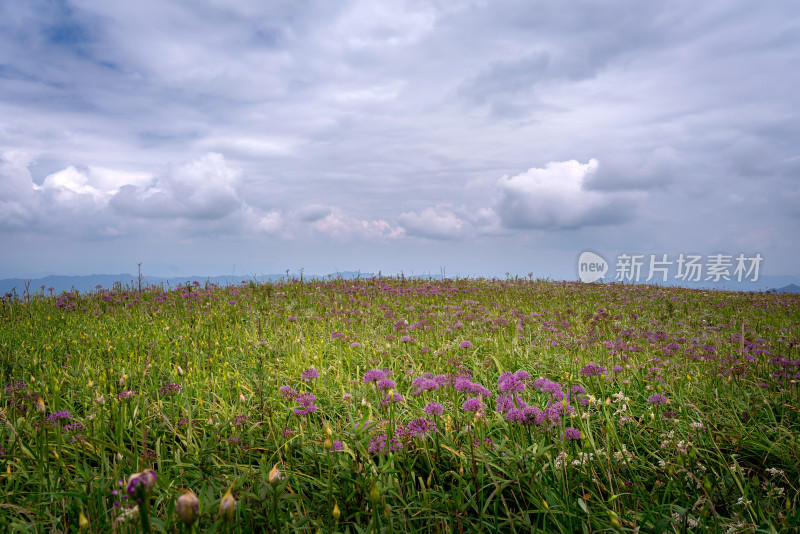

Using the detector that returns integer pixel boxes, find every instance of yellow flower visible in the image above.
[332,503,341,521]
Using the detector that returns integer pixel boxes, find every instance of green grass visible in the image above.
[0,277,798,533]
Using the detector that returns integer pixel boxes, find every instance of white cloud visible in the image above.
[312,207,404,240]
[493,159,643,230]
[195,136,299,157]
[397,207,465,239]
[333,0,437,48]
[111,153,242,220]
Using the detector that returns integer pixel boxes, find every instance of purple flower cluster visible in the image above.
[44,411,73,427]
[368,432,402,455]
[279,385,298,400]
[294,392,318,415]
[3,381,26,395]
[363,369,390,384]
[158,383,182,396]
[454,379,492,398]
[648,394,668,405]
[497,370,530,393]
[380,391,404,407]
[424,402,443,416]
[563,427,582,440]
[376,378,397,391]
[579,363,606,377]
[411,374,441,395]
[462,397,484,412]
[301,368,320,382]
[329,441,344,452]
[117,390,138,402]
[396,417,437,441]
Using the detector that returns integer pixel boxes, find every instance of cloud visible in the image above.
[111,153,242,220]
[291,205,332,222]
[311,207,404,240]
[493,159,643,230]
[585,147,683,191]
[397,207,466,240]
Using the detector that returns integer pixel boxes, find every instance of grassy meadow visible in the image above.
[0,277,799,533]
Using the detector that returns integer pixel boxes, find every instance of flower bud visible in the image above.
[219,485,236,522]
[176,490,200,526]
[78,512,89,530]
[269,463,284,487]
[127,469,157,500]
[36,397,46,413]
[332,502,341,521]
[609,511,622,528]
[369,481,380,506]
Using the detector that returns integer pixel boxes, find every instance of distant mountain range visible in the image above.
[1,272,798,296]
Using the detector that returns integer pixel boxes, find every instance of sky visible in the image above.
[1,0,799,282]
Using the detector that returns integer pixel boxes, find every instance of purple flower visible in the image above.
[563,427,582,440]
[159,383,182,396]
[330,331,345,340]
[368,432,402,455]
[376,378,397,391]
[127,469,157,500]
[117,390,138,402]
[498,373,525,394]
[45,411,73,426]
[495,394,515,413]
[514,370,531,381]
[279,385,298,400]
[329,441,344,452]
[301,368,320,382]
[363,369,387,384]
[462,397,484,412]
[400,417,437,439]
[648,394,668,405]
[459,341,473,349]
[399,335,414,343]
[380,392,404,407]
[412,377,439,395]
[350,342,362,348]
[424,402,443,416]
[579,364,606,377]
[294,392,318,415]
